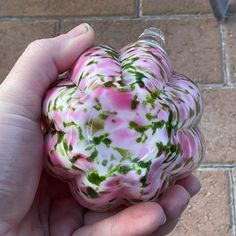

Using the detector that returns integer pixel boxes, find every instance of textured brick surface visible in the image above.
[225,18,236,82]
[0,0,136,17]
[233,169,236,220]
[142,0,212,15]
[170,170,231,236]
[229,0,236,12]
[0,21,57,82]
[0,1,235,234]
[62,18,222,84]
[200,88,236,163]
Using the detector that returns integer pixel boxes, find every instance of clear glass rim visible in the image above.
[138,27,166,52]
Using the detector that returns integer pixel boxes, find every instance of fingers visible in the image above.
[83,205,126,225]
[73,202,166,236]
[151,185,190,236]
[49,196,83,236]
[38,172,83,236]
[73,176,200,236]
[159,185,190,221]
[74,176,200,236]
[0,23,95,120]
[176,174,201,197]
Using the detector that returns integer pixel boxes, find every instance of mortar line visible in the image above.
[219,21,231,85]
[136,0,140,17]
[229,169,236,236]
[139,13,215,19]
[139,0,143,17]
[198,83,236,89]
[55,19,60,35]
[198,83,225,89]
[219,22,227,85]
[58,17,62,35]
[227,13,236,18]
[222,20,231,85]
[199,164,236,170]
[59,14,215,21]
[0,13,215,22]
[0,16,62,22]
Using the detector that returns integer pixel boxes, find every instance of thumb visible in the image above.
[0,23,95,120]
[73,202,166,236]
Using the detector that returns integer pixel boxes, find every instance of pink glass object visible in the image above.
[42,27,204,212]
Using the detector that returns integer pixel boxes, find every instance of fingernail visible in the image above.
[182,197,190,211]
[67,23,90,37]
[161,214,167,225]
[80,23,90,33]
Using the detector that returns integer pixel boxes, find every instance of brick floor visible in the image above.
[0,21,57,82]
[0,0,137,17]
[142,0,212,15]
[169,170,232,236]
[201,88,236,163]
[225,17,236,83]
[62,18,223,84]
[229,0,236,12]
[0,1,236,235]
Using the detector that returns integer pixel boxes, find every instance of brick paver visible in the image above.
[0,1,236,235]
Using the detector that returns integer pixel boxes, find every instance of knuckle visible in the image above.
[169,200,189,220]
[175,185,191,204]
[26,38,51,52]
[162,186,190,220]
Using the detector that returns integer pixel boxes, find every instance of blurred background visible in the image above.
[0,0,236,235]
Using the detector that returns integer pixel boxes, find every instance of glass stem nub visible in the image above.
[138,27,166,51]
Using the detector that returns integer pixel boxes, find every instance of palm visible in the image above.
[27,171,83,236]
[0,111,81,235]
[33,171,124,236]
[0,110,199,236]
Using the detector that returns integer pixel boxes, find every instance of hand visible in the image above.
[0,23,201,236]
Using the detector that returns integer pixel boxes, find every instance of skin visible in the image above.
[0,23,201,236]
